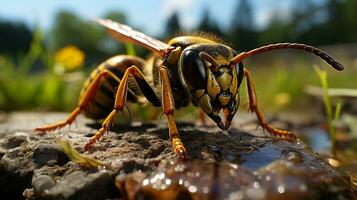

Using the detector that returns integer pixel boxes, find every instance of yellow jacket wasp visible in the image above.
[35,19,344,159]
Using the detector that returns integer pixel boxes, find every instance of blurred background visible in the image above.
[0,0,356,113]
[1,0,356,114]
[0,0,357,185]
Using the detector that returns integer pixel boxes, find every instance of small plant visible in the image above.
[59,138,111,169]
[125,43,136,56]
[0,26,44,110]
[0,26,84,111]
[313,65,342,153]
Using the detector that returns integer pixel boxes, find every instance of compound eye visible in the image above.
[235,62,244,86]
[180,50,207,90]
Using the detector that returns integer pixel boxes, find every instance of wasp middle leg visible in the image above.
[84,65,187,159]
[243,68,296,139]
[84,65,151,150]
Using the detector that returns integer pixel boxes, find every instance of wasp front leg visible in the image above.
[159,67,188,159]
[243,68,296,139]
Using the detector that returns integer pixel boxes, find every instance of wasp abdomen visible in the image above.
[81,55,148,119]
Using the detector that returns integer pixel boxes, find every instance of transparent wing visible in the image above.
[96,19,173,58]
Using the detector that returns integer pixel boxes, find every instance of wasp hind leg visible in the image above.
[243,68,296,139]
[34,70,120,133]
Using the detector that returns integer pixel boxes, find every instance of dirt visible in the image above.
[0,112,355,199]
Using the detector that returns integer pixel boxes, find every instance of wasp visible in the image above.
[35,19,344,159]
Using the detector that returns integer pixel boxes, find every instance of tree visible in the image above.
[228,0,258,50]
[231,0,254,30]
[293,0,347,45]
[51,10,121,65]
[258,15,293,45]
[324,0,346,44]
[104,11,127,23]
[290,0,317,32]
[343,0,357,42]
[101,11,128,54]
[0,20,32,55]
[52,11,103,52]
[164,12,181,37]
[197,8,224,36]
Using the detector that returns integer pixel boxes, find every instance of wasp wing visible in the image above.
[96,19,173,58]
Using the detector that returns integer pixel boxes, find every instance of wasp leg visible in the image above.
[84,66,155,150]
[159,67,188,159]
[244,69,296,139]
[199,110,207,125]
[34,70,120,133]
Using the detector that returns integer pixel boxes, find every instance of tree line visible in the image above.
[165,0,357,51]
[1,0,356,64]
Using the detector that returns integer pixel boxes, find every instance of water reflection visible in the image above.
[116,155,354,200]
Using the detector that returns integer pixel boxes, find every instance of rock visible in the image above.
[32,175,56,195]
[0,132,29,149]
[0,147,34,199]
[32,143,69,167]
[0,112,355,199]
[38,170,118,200]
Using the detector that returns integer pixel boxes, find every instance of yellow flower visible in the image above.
[55,45,85,71]
[274,92,291,107]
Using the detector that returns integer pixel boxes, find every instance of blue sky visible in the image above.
[0,0,323,36]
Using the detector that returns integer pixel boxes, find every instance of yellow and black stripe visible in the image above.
[81,55,161,119]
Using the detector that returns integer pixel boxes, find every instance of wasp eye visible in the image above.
[235,62,244,86]
[180,50,207,90]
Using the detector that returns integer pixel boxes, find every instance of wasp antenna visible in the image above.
[199,52,219,71]
[230,52,248,66]
[231,43,344,71]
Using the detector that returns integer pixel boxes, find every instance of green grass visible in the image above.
[314,65,341,153]
[242,57,355,113]
[1,25,356,124]
[0,26,83,111]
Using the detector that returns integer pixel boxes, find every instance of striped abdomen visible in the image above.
[81,55,152,119]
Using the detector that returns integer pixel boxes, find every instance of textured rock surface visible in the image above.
[0,112,355,199]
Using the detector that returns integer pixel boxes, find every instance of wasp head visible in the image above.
[179,44,244,130]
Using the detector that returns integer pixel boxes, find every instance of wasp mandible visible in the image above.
[35,19,344,159]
